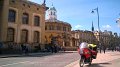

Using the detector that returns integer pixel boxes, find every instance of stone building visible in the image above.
[93,30,120,48]
[45,5,72,49]
[71,30,97,47]
[101,30,112,46]
[0,0,48,51]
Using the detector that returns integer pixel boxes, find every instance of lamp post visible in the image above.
[91,7,101,53]
[91,7,100,31]
[116,14,120,47]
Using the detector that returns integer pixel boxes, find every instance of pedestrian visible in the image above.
[21,43,25,54]
[50,44,54,53]
[25,43,29,55]
[54,45,57,53]
[103,45,106,54]
[0,42,3,54]
[21,43,27,55]
[99,45,102,53]
[119,45,120,52]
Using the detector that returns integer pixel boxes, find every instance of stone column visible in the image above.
[70,41,72,47]
[0,0,9,42]
[40,13,45,49]
[63,41,65,46]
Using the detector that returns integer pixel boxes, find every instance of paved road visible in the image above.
[0,52,80,67]
[72,51,120,67]
[84,58,120,67]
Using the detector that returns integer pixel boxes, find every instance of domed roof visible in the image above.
[50,7,56,11]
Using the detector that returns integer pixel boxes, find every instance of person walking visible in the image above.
[119,45,120,52]
[21,43,27,55]
[103,45,106,54]
[21,43,24,54]
[0,42,3,54]
[24,43,29,55]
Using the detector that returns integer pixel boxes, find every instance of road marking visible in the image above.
[64,60,79,67]
[0,61,31,67]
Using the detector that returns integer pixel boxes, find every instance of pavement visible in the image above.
[0,52,50,58]
[2,51,120,67]
[65,51,120,67]
[0,51,79,67]
[0,51,77,58]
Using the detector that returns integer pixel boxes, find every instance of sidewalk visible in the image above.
[66,51,120,67]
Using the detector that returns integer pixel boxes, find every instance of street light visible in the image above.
[91,7,101,53]
[91,7,100,31]
[116,14,120,45]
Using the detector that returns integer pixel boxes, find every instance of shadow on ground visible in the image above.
[0,51,74,58]
[85,62,111,67]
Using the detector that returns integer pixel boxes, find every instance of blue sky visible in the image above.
[29,0,120,34]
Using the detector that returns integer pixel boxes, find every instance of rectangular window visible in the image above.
[7,28,14,42]
[34,31,39,43]
[8,9,16,22]
[21,30,28,43]
[34,16,40,26]
[22,13,29,24]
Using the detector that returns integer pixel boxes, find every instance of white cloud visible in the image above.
[74,25,83,29]
[102,25,111,29]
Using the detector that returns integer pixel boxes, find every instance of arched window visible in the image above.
[34,16,40,26]
[21,30,28,43]
[34,31,39,43]
[22,13,29,24]
[7,28,15,42]
[8,9,16,22]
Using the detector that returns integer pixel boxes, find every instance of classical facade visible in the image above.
[45,5,72,48]
[0,0,47,50]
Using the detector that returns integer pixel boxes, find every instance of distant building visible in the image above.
[93,30,120,48]
[71,30,97,46]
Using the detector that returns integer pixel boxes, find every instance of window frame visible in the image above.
[34,16,40,26]
[34,31,40,43]
[22,13,29,24]
[7,28,15,42]
[21,29,28,43]
[8,9,16,22]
